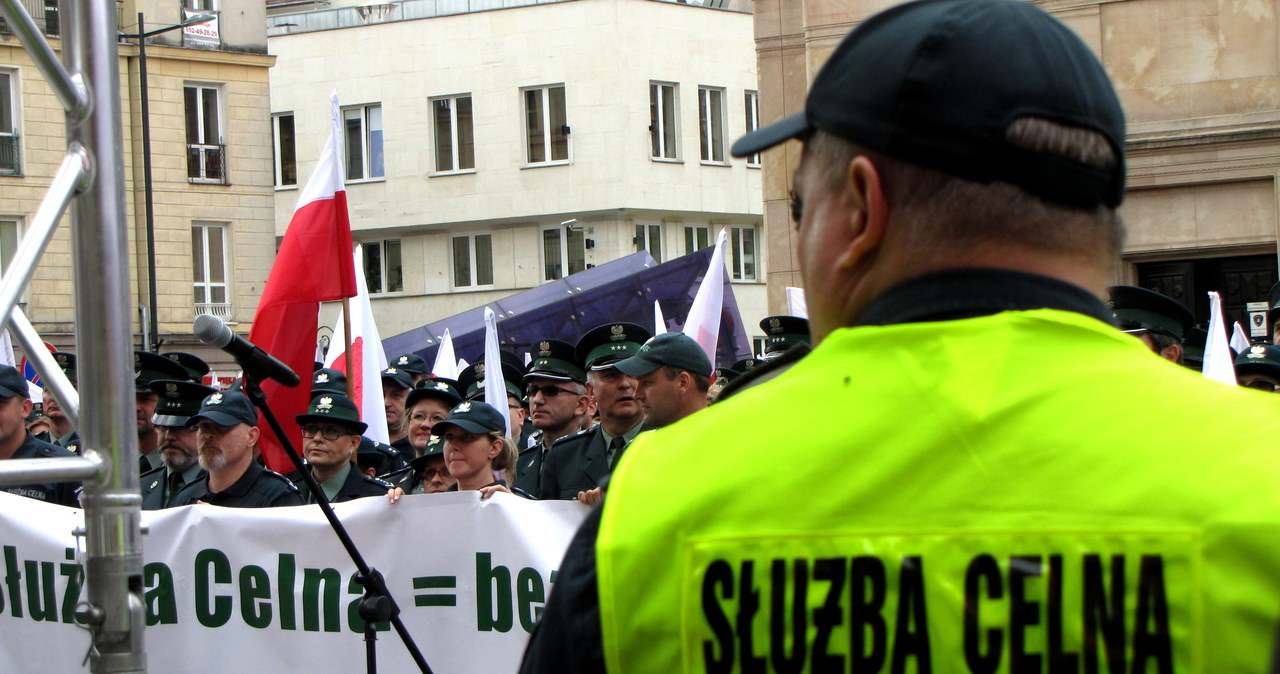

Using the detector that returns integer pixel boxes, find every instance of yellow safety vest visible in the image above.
[599,309,1280,672]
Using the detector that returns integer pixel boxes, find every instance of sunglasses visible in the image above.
[525,384,580,398]
[301,424,355,440]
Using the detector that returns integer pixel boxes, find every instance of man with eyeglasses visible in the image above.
[141,379,217,509]
[515,339,590,497]
[1109,285,1194,364]
[293,394,394,503]
[171,390,302,507]
[1235,344,1280,393]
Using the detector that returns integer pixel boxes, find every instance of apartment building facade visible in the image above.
[0,0,277,358]
[753,0,1280,332]
[267,0,768,355]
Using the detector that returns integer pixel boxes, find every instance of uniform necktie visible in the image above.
[607,436,625,469]
[166,472,184,506]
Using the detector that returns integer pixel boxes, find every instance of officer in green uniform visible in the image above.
[141,379,217,509]
[355,436,401,478]
[536,323,650,502]
[457,356,532,446]
[716,318,811,401]
[0,365,79,506]
[1109,284,1195,364]
[292,394,393,503]
[381,366,415,458]
[135,351,192,474]
[171,391,301,507]
[516,338,589,498]
[42,351,78,453]
[399,376,462,465]
[522,1,1280,670]
[383,436,455,494]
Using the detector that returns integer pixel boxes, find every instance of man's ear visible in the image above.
[835,155,889,270]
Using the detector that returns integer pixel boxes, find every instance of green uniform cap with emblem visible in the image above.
[457,359,524,402]
[524,338,586,383]
[392,353,429,376]
[409,436,446,474]
[407,376,463,410]
[312,367,348,396]
[380,367,414,391]
[759,316,810,359]
[1235,343,1280,380]
[52,351,77,386]
[188,390,258,427]
[295,393,368,435]
[575,322,653,371]
[150,379,218,427]
[135,351,193,393]
[614,332,714,377]
[0,364,29,399]
[161,352,210,382]
[1108,285,1194,341]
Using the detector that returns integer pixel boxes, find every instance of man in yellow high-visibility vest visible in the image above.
[520,0,1280,670]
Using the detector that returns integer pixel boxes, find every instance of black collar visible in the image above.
[856,269,1115,327]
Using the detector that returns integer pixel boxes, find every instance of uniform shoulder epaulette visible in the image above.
[363,475,394,489]
[264,469,301,492]
[550,428,591,447]
[381,465,412,481]
[141,464,165,479]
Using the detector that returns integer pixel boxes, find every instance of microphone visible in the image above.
[193,314,301,387]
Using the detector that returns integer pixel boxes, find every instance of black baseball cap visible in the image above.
[614,332,713,378]
[295,393,368,435]
[188,390,258,427]
[431,401,506,436]
[0,364,28,399]
[730,0,1126,210]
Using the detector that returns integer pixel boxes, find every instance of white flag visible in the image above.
[325,245,391,443]
[785,287,808,319]
[432,329,458,380]
[683,228,728,364]
[1230,322,1251,355]
[654,300,666,335]
[482,308,511,439]
[1202,291,1236,385]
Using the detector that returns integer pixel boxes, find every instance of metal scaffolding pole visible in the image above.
[0,0,145,669]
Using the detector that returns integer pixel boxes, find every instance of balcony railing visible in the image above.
[0,134,19,175]
[187,143,225,184]
[195,302,232,320]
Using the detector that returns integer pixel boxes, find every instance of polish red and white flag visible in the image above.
[248,92,356,473]
[326,244,390,443]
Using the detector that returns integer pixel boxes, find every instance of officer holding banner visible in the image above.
[522,0,1280,670]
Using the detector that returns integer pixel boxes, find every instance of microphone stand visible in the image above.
[240,374,432,674]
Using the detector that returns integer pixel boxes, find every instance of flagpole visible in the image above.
[342,295,354,399]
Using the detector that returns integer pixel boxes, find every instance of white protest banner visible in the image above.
[0,491,587,672]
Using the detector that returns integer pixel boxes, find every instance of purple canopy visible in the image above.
[382,248,752,369]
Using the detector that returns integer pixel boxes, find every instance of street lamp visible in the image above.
[119,12,214,352]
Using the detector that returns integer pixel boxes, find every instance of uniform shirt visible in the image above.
[536,421,643,500]
[2,434,79,507]
[172,461,302,508]
[294,463,392,504]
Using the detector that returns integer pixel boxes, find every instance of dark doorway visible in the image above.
[1136,254,1278,331]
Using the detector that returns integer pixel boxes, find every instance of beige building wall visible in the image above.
[270,0,769,351]
[0,0,276,369]
[752,0,1280,319]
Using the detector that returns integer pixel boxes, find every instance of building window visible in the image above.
[543,227,586,281]
[0,70,19,176]
[343,104,384,181]
[186,0,218,9]
[0,218,19,273]
[363,239,402,293]
[684,224,710,254]
[649,82,678,161]
[635,223,662,263]
[744,91,760,166]
[698,86,726,163]
[523,85,569,165]
[272,113,296,187]
[452,234,493,288]
[184,84,225,184]
[729,225,757,281]
[751,336,768,359]
[192,222,230,318]
[432,95,474,173]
